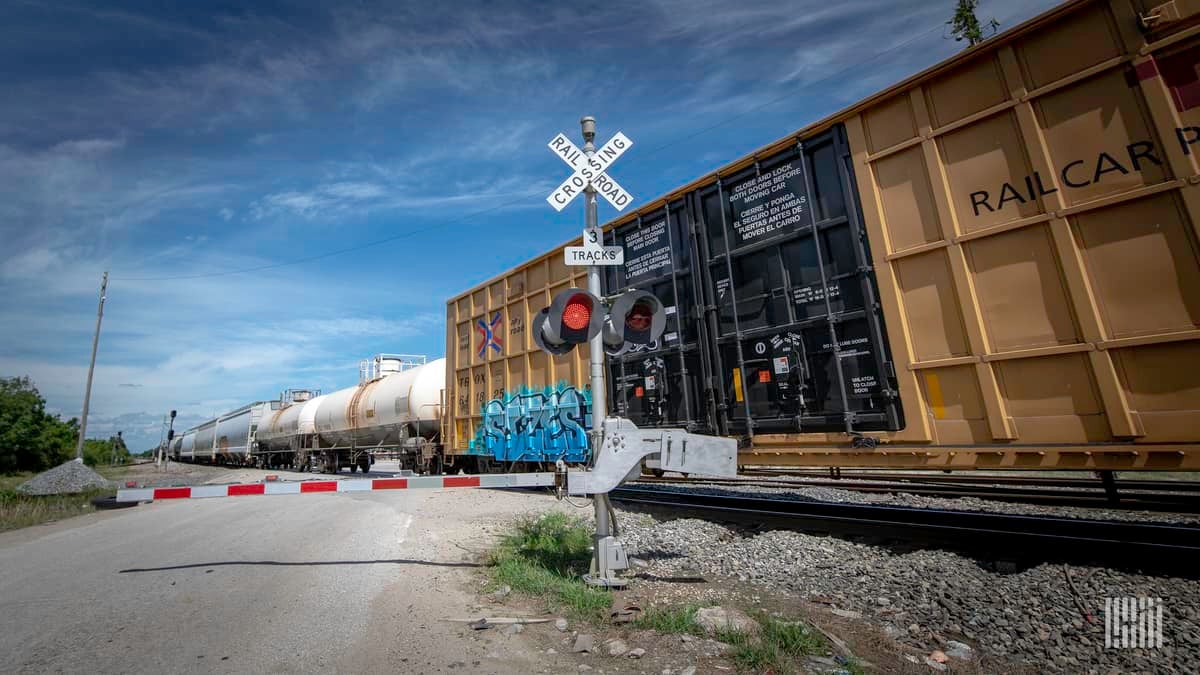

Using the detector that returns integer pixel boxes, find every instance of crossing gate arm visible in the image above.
[567,417,738,496]
[115,472,559,503]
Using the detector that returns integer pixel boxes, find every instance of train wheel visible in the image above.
[651,469,665,478]
[357,457,371,474]
[349,463,358,473]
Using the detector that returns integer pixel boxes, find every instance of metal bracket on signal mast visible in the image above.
[569,417,738,496]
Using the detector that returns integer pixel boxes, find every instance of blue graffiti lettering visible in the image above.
[470,383,591,463]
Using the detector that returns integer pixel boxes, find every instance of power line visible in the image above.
[111,2,1038,283]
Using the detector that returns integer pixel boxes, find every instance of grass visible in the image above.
[94,465,135,480]
[485,512,613,623]
[632,603,710,635]
[0,476,116,533]
[712,611,835,674]
[643,607,830,667]
[634,600,847,673]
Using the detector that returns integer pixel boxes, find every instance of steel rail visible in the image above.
[609,487,1200,575]
[631,476,1200,512]
[737,469,1200,492]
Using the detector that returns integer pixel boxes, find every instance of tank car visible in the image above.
[306,356,445,473]
[255,390,325,469]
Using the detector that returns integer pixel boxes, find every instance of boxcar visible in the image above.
[443,0,1200,471]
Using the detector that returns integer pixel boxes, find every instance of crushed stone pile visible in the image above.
[16,460,114,495]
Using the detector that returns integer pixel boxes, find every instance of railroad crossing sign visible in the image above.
[546,131,634,212]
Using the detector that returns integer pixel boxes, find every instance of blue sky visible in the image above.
[1,0,1062,452]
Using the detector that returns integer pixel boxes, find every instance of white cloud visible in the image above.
[218,207,233,221]
[0,247,64,282]
[247,172,551,221]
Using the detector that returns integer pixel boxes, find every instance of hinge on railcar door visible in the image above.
[849,432,878,449]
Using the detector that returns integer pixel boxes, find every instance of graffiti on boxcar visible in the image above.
[470,384,591,463]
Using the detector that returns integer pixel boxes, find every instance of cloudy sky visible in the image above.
[1,0,1061,452]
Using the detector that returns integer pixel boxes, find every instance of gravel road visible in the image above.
[0,480,570,674]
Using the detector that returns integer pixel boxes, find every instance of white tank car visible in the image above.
[192,420,217,461]
[213,403,273,461]
[174,402,274,463]
[170,430,195,460]
[256,393,327,451]
[313,358,445,449]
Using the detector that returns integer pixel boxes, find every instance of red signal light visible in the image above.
[562,295,593,331]
[626,302,653,332]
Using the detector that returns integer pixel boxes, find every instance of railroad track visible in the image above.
[739,469,1200,492]
[609,487,1200,576]
[631,474,1200,513]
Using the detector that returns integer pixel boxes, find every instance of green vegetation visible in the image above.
[632,603,710,635]
[947,0,999,46]
[717,614,828,673]
[0,477,116,532]
[82,437,131,468]
[485,512,612,623]
[0,376,78,473]
[0,376,131,473]
[634,605,835,674]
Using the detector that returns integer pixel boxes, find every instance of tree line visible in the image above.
[0,376,130,474]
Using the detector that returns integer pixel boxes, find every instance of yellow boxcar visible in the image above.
[444,0,1200,471]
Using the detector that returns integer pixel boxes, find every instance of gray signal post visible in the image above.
[580,117,606,461]
[546,116,634,587]
[580,118,612,587]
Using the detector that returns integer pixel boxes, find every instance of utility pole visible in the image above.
[75,271,108,462]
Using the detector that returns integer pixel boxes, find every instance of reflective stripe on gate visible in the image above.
[115,473,558,502]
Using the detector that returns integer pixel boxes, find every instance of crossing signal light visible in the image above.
[604,290,666,356]
[533,288,605,355]
[534,288,667,357]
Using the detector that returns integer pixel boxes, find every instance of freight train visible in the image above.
[170,355,454,474]
[173,0,1200,474]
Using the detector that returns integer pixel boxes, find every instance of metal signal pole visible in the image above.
[75,271,108,462]
[580,116,607,436]
[579,116,620,587]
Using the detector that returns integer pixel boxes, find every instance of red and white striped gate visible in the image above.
[116,473,558,503]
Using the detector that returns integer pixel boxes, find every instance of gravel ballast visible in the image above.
[15,460,113,495]
[618,512,1200,673]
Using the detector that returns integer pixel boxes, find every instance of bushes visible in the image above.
[0,377,77,473]
[82,438,130,467]
[0,376,131,471]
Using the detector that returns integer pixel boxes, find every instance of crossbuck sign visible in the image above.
[546,131,634,212]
